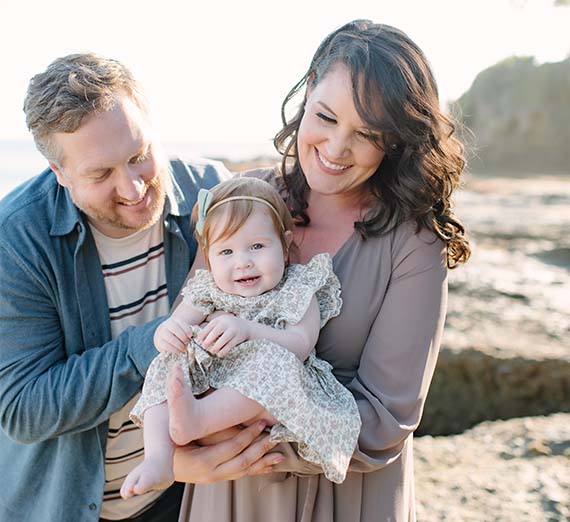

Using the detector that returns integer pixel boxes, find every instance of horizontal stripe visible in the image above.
[107,419,136,435]
[105,450,144,465]
[110,291,169,321]
[109,284,168,314]
[103,249,164,278]
[101,242,164,271]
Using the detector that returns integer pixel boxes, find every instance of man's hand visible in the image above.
[198,312,251,357]
[172,421,284,483]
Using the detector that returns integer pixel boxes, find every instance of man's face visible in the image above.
[49,96,168,238]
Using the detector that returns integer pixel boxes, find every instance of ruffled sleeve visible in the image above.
[269,253,342,329]
[180,269,217,315]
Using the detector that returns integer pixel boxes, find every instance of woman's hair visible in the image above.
[274,19,470,268]
[24,53,148,165]
[192,177,295,268]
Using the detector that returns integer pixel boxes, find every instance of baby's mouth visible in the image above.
[235,276,260,285]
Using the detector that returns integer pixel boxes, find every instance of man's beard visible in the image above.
[79,168,168,236]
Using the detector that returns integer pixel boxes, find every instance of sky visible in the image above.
[1,0,569,151]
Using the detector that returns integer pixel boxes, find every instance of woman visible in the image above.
[174,19,470,521]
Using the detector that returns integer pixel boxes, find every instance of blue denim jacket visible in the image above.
[0,157,228,521]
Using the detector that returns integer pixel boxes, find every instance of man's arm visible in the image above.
[0,239,160,443]
[173,421,285,483]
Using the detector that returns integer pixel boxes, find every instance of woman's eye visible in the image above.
[357,131,383,147]
[251,243,263,250]
[316,112,336,124]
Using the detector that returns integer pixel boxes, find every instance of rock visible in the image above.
[418,175,570,436]
[419,347,570,436]
[453,56,570,175]
[415,413,570,522]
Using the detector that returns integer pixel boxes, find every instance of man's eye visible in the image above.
[91,169,112,181]
[130,151,149,164]
[316,112,336,124]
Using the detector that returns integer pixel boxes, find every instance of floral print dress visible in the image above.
[130,253,361,483]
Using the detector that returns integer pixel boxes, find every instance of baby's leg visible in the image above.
[168,364,276,445]
[120,402,175,499]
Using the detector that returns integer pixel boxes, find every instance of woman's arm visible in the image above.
[198,296,321,360]
[273,229,448,475]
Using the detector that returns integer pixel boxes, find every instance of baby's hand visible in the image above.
[198,312,250,357]
[154,316,194,354]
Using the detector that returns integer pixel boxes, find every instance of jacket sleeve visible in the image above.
[275,229,448,475]
[0,238,161,444]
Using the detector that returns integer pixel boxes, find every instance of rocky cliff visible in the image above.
[454,56,570,174]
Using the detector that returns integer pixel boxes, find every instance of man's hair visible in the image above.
[24,53,148,164]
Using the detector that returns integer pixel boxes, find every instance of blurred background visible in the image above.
[1,1,569,520]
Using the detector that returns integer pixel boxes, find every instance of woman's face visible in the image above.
[297,63,385,202]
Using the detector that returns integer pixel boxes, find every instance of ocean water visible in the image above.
[0,139,277,199]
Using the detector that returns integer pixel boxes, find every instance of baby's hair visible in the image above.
[192,177,295,267]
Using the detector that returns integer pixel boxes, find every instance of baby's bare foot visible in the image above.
[167,365,199,445]
[120,458,174,499]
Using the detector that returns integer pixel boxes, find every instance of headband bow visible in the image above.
[195,188,213,236]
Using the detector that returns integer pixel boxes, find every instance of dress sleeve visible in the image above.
[272,253,342,329]
[181,269,217,315]
[274,229,448,475]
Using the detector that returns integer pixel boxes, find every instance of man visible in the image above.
[0,53,278,522]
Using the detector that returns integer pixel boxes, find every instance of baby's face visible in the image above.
[207,208,286,297]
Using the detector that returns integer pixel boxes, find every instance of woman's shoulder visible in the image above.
[235,166,282,188]
[389,221,446,271]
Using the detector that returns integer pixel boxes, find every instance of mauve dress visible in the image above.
[177,169,448,522]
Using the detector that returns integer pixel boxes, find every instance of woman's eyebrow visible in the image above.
[317,101,337,116]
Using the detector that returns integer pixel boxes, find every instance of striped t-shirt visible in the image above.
[90,221,170,520]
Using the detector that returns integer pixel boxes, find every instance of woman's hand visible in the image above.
[198,312,251,357]
[172,421,285,483]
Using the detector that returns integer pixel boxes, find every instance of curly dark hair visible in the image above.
[274,19,470,268]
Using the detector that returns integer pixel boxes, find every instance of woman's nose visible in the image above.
[324,131,350,161]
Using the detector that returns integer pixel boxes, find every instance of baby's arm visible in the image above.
[200,296,320,361]
[154,301,207,354]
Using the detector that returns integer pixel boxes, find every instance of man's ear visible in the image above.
[49,161,68,188]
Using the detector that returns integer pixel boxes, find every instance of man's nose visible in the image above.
[116,165,146,201]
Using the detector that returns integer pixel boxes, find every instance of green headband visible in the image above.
[195,188,285,237]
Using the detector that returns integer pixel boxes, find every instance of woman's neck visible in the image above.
[306,190,371,225]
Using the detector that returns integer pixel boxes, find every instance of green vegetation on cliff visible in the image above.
[454,56,570,174]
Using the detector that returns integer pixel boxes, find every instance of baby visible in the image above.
[121,177,361,499]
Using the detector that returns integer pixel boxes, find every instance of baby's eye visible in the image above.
[219,248,233,256]
[251,243,264,250]
[316,112,336,124]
